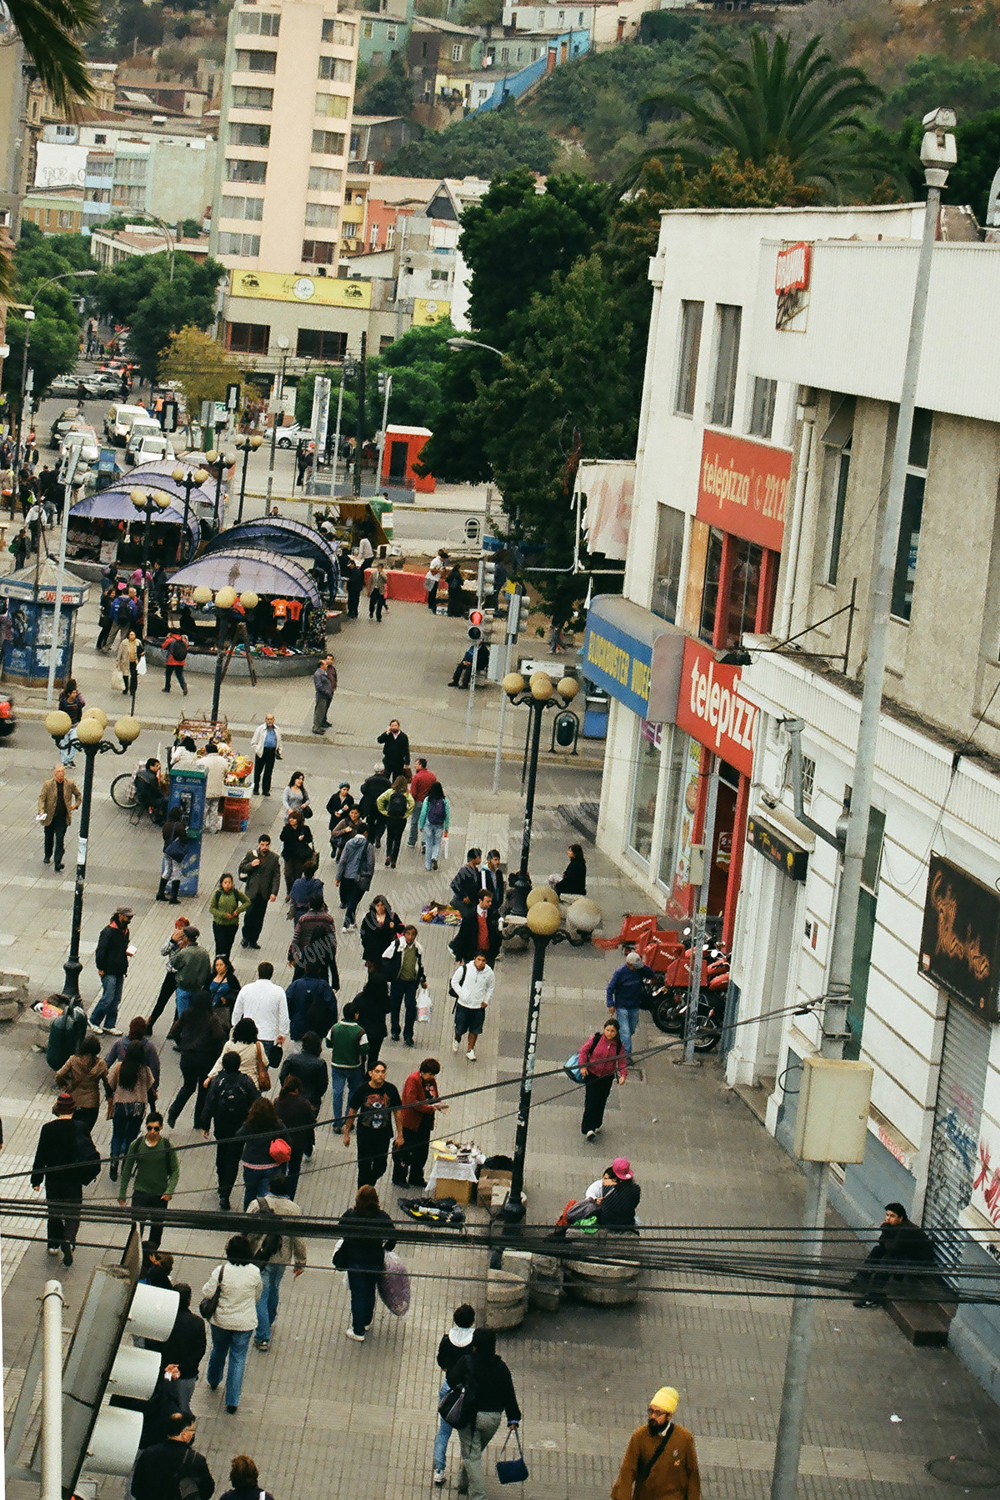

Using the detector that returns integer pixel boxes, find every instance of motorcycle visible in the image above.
[644,935,730,1052]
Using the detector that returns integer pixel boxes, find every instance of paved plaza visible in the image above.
[2,575,1000,1500]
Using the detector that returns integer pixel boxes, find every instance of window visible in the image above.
[232,84,273,108]
[230,122,270,147]
[820,397,855,586]
[115,156,146,181]
[238,10,280,34]
[318,55,352,82]
[226,157,267,183]
[323,17,355,43]
[90,159,112,177]
[312,130,346,156]
[308,165,340,192]
[58,211,74,228]
[452,43,463,60]
[651,505,685,622]
[657,728,692,888]
[699,528,724,643]
[297,328,347,360]
[234,49,277,73]
[220,194,264,221]
[305,201,338,226]
[429,266,451,283]
[709,304,741,427]
[673,299,703,417]
[387,26,397,40]
[94,133,107,144]
[385,223,396,249]
[315,92,348,119]
[55,124,74,138]
[301,239,337,264]
[844,805,884,1060]
[891,408,931,621]
[363,20,374,36]
[748,376,776,440]
[342,221,361,238]
[218,231,261,256]
[226,321,269,354]
[724,536,764,649]
[628,729,661,862]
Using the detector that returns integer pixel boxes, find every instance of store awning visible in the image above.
[581,594,686,722]
[70,489,199,540]
[168,547,322,607]
[577,460,634,561]
[203,518,338,587]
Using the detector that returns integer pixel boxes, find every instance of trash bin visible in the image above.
[222,794,250,832]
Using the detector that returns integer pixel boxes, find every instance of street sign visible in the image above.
[161,400,179,433]
[226,381,241,411]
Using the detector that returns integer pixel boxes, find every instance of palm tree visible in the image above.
[6,0,98,113]
[642,32,885,200]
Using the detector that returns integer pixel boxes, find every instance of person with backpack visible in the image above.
[202,1051,259,1210]
[119,1111,180,1251]
[279,1031,329,1115]
[285,973,336,1042]
[447,1327,522,1500]
[30,1093,100,1266]
[376,775,414,869]
[210,873,251,960]
[432,1304,476,1486]
[162,630,189,695]
[245,1172,306,1351]
[450,953,494,1063]
[578,1017,628,1140]
[417,780,451,872]
[158,810,189,906]
[45,994,88,1073]
[611,1386,700,1500]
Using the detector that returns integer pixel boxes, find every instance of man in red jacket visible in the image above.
[392,1058,446,1188]
[407,757,436,849]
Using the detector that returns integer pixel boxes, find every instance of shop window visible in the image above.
[226,321,270,354]
[709,303,741,428]
[748,376,776,440]
[628,728,661,863]
[698,528,724,643]
[844,806,884,1060]
[724,537,763,649]
[673,299,702,417]
[657,728,690,888]
[650,504,684,623]
[297,328,346,359]
[891,408,931,622]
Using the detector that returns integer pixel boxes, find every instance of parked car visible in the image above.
[49,408,84,448]
[49,373,81,398]
[275,422,313,449]
[0,691,16,740]
[85,373,122,398]
[127,431,175,467]
[60,424,100,464]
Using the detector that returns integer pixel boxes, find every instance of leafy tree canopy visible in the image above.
[294,319,458,440]
[880,53,1000,128]
[0,224,97,397]
[359,53,413,117]
[94,251,225,382]
[459,0,502,25]
[160,325,241,413]
[384,108,557,180]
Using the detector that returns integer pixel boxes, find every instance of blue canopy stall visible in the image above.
[163,546,326,665]
[202,517,339,594]
[68,483,200,572]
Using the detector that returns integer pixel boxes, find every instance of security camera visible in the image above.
[920,105,958,176]
[922,106,957,131]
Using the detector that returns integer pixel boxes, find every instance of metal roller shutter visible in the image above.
[923,998,992,1267]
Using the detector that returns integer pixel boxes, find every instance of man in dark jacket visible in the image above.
[450,848,483,911]
[359,766,391,848]
[153,1284,206,1416]
[89,905,134,1035]
[286,972,336,1040]
[30,1093,99,1265]
[377,718,410,777]
[131,1410,214,1500]
[238,834,282,949]
[203,1052,258,1210]
[852,1202,939,1306]
[450,890,500,966]
[483,849,506,911]
[280,1031,329,1114]
[289,894,339,985]
[606,950,655,1064]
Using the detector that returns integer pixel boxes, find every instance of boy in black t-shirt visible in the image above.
[343,1061,403,1188]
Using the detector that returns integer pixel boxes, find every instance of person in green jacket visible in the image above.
[376,776,415,870]
[209,873,251,960]
[327,1003,368,1131]
[119,1111,179,1250]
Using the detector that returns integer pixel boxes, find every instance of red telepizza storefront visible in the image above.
[675,429,792,943]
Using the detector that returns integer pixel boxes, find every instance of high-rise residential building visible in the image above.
[210,0,359,275]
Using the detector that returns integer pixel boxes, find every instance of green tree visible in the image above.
[384,109,557,179]
[95,251,226,383]
[116,0,165,52]
[641,32,886,199]
[880,54,1000,128]
[0,224,97,399]
[359,53,413,116]
[160,325,240,413]
[459,0,502,24]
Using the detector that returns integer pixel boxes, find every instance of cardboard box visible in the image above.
[477,1169,512,1208]
[434,1174,474,1205]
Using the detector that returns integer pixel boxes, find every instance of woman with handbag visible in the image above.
[104,1041,155,1182]
[236,1097,288,1208]
[200,1235,262,1414]
[115,629,144,698]
[205,1018,271,1091]
[280,810,316,897]
[447,1328,522,1500]
[334,1183,396,1342]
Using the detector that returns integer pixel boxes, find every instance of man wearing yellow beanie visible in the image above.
[611,1386,700,1500]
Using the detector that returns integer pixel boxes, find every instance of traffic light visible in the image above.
[468,609,483,642]
[377,371,387,397]
[480,558,497,597]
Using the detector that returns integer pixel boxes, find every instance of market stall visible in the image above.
[148,546,326,675]
[203,517,339,597]
[67,472,200,575]
[313,499,388,557]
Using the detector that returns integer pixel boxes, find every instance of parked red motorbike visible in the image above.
[644,931,730,1051]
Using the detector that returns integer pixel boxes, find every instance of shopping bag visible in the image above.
[496,1428,529,1485]
[416,985,432,1022]
[441,832,449,861]
[137,655,147,676]
[377,1250,411,1315]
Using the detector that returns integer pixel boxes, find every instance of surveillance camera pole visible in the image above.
[768,117,954,1500]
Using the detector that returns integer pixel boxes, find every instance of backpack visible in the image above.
[426,797,446,827]
[170,637,188,662]
[74,1127,102,1186]
[252,1197,283,1264]
[46,1003,87,1071]
[387,790,408,820]
[213,1072,252,1134]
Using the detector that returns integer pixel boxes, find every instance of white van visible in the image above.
[127,430,175,467]
[105,402,151,446]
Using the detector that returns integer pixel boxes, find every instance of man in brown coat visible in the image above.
[38,764,82,872]
[611,1387,700,1500]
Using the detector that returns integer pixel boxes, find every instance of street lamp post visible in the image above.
[265,338,290,508]
[235,434,264,524]
[502,894,563,1224]
[130,486,172,700]
[171,463,209,555]
[192,584,260,723]
[44,707,141,1002]
[352,331,367,498]
[205,448,235,534]
[14,270,98,474]
[446,336,504,358]
[501,671,579,918]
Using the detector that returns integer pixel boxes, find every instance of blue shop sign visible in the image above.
[582,597,653,718]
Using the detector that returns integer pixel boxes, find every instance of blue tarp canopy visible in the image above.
[203,518,338,590]
[168,547,322,608]
[127,459,216,509]
[70,487,200,544]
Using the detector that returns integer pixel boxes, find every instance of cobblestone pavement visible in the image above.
[2,594,1000,1500]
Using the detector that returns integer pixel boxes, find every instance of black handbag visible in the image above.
[438,1376,476,1428]
[496,1427,529,1485]
[198,1265,223,1322]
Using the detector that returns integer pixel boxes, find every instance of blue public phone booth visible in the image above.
[167,768,206,897]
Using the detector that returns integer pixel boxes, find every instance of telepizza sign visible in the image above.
[675,636,758,778]
[697,430,792,553]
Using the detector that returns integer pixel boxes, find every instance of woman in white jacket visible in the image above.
[202,1234,263,1413]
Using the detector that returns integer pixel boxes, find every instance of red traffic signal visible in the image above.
[468,609,484,642]
[469,610,483,625]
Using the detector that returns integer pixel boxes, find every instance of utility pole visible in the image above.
[683,754,720,1065]
[769,107,957,1500]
